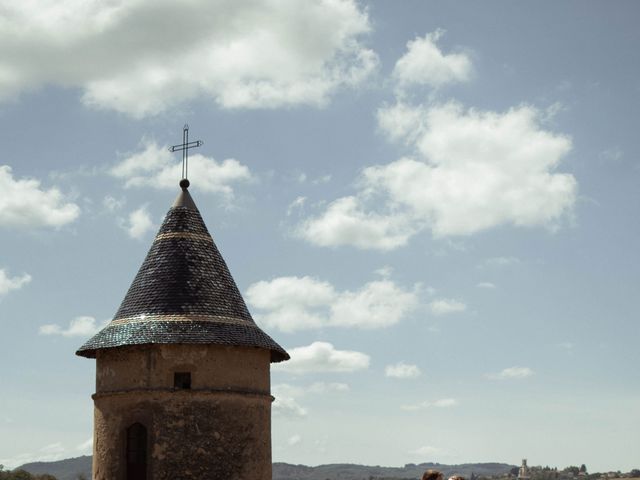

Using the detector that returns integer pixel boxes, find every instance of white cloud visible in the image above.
[392,30,472,91]
[271,381,349,418]
[272,382,346,417]
[476,282,496,289]
[247,276,335,331]
[0,442,67,469]
[102,195,124,212]
[272,395,308,418]
[274,382,349,397]
[0,0,378,117]
[111,142,251,196]
[385,362,421,379]
[312,174,332,185]
[297,196,416,250]
[76,437,93,452]
[432,398,459,408]
[39,316,104,337]
[288,434,302,446]
[374,265,393,278]
[124,205,154,240]
[286,196,307,216]
[308,382,350,393]
[40,443,65,455]
[332,280,419,328]
[376,102,426,145]
[0,165,80,229]
[486,366,534,380]
[401,398,458,411]
[541,101,567,123]
[275,341,370,374]
[373,102,576,237]
[429,298,466,316]
[246,276,419,332]
[298,102,576,250]
[0,269,31,296]
[409,445,445,457]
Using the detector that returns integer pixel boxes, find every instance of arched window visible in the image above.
[126,422,147,480]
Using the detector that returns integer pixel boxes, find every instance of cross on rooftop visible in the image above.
[169,124,203,186]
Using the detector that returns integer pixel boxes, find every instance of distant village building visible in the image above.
[519,460,531,480]
[77,158,289,479]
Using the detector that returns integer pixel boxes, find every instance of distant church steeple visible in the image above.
[518,459,530,480]
[77,127,288,480]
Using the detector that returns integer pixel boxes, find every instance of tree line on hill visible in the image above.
[7,458,640,480]
[508,464,640,480]
[0,466,55,480]
[0,465,89,480]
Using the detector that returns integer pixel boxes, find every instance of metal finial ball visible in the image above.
[180,178,190,189]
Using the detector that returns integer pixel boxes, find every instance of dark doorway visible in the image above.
[126,422,147,480]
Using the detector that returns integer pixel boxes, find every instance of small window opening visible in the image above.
[174,372,191,389]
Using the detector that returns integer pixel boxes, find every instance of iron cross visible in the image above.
[169,124,203,181]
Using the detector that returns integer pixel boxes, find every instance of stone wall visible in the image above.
[96,344,270,393]
[92,344,272,480]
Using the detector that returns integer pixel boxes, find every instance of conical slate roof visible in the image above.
[76,185,289,362]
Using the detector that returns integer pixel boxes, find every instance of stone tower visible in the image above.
[76,180,289,480]
[518,459,530,480]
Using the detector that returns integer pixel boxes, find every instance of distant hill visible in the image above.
[272,462,515,480]
[18,456,514,480]
[18,456,91,480]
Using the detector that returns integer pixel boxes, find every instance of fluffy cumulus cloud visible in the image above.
[392,30,472,91]
[401,398,458,411]
[39,316,104,337]
[123,205,154,240]
[0,165,80,229]
[0,268,31,296]
[111,142,251,195]
[0,0,378,117]
[246,276,419,332]
[486,366,535,380]
[272,393,308,418]
[296,196,417,250]
[299,101,576,249]
[272,382,349,418]
[373,102,577,236]
[275,341,370,374]
[385,362,421,379]
[428,298,467,316]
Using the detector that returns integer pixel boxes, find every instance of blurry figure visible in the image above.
[449,476,466,480]
[423,470,444,480]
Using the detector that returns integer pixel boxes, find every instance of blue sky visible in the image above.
[0,0,639,472]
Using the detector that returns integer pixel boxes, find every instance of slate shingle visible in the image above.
[76,188,289,362]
